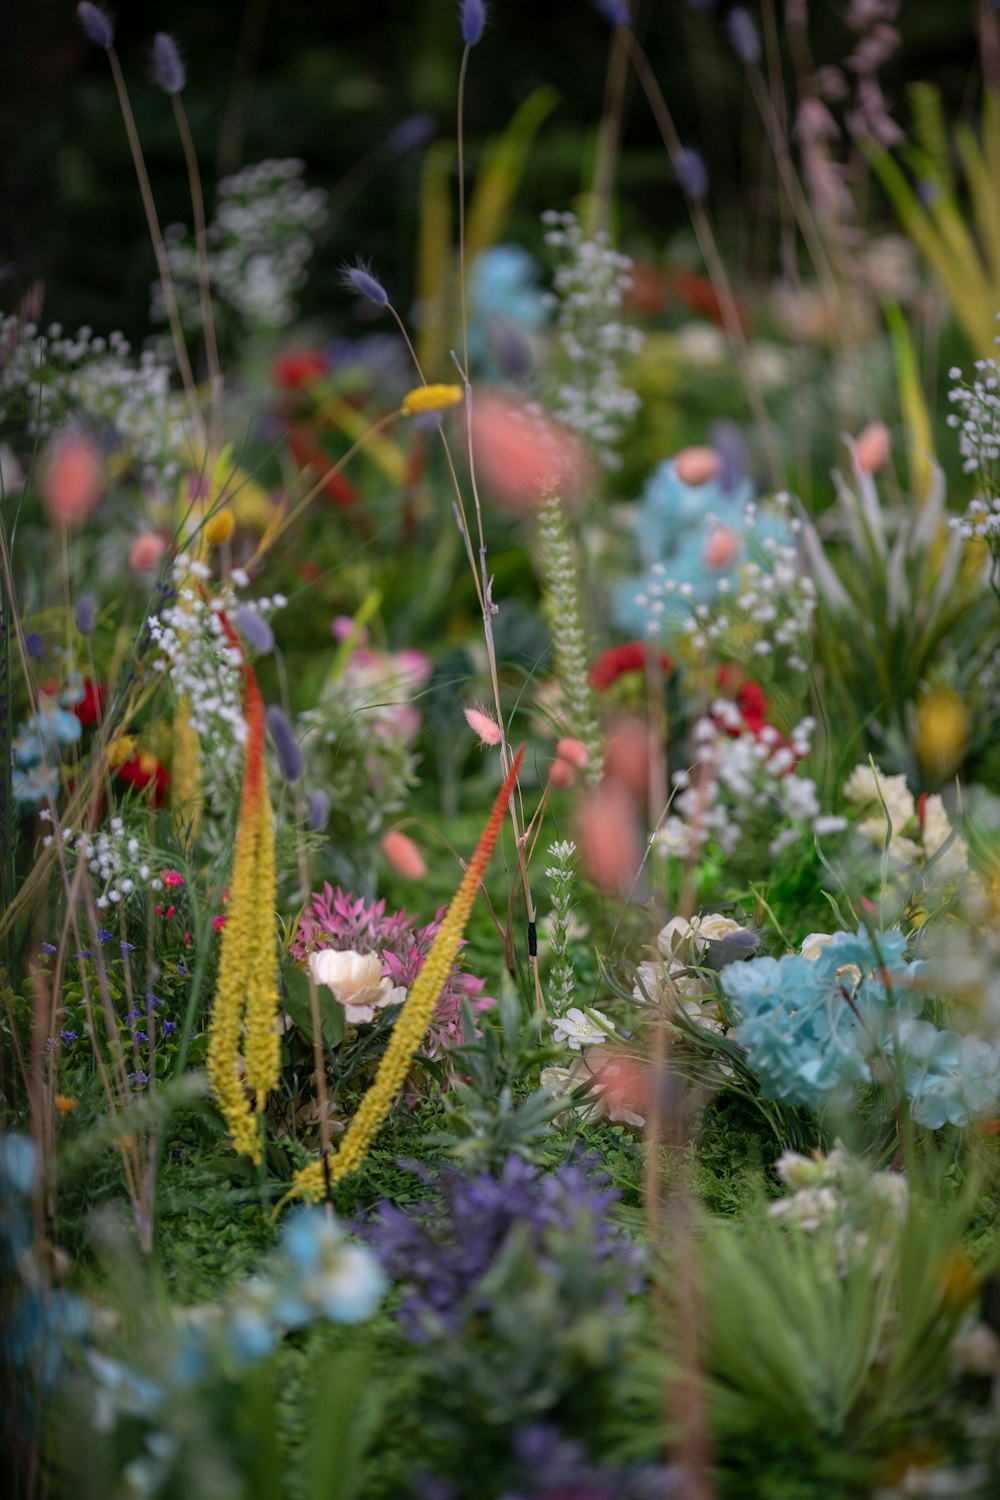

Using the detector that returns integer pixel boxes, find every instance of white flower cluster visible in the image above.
[946,339,1000,479]
[842,761,967,875]
[657,704,845,861]
[146,559,285,756]
[542,210,643,470]
[0,316,188,490]
[154,159,328,335]
[60,816,166,909]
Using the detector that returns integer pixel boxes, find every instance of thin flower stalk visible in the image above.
[286,749,523,1204]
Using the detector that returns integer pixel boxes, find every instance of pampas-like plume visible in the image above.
[536,495,603,785]
[285,749,523,1205]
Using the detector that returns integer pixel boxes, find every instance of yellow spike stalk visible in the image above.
[285,748,524,1205]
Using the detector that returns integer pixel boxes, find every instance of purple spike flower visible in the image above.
[459,0,487,46]
[674,147,708,198]
[75,593,96,635]
[153,33,186,94]
[308,789,330,832]
[595,0,631,24]
[385,115,436,153]
[235,605,274,656]
[266,706,305,782]
[727,6,761,64]
[342,260,389,308]
[77,3,114,48]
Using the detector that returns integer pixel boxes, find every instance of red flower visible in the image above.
[72,678,106,727]
[717,666,770,738]
[590,642,673,692]
[271,350,328,390]
[285,427,359,507]
[116,752,169,808]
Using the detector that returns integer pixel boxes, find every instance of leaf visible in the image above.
[283,962,346,1050]
[304,1348,383,1500]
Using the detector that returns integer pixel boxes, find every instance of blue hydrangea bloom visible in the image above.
[612,456,789,637]
[721,929,1000,1127]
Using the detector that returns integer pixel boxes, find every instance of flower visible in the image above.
[308,948,405,1025]
[463,705,503,746]
[589,641,673,691]
[550,1006,614,1051]
[40,432,105,526]
[116,752,169,807]
[203,508,235,545]
[381,829,427,880]
[401,383,464,416]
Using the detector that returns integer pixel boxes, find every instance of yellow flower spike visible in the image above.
[401,383,464,417]
[171,698,203,840]
[285,747,525,1207]
[204,507,236,545]
[106,734,137,770]
[206,649,280,1164]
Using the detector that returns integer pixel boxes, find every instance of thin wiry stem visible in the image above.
[172,95,224,453]
[106,48,204,449]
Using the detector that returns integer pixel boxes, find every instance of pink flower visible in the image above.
[381,829,427,880]
[555,736,589,769]
[853,421,891,474]
[464,705,503,747]
[548,758,576,789]
[703,527,742,570]
[161,868,185,888]
[574,782,641,893]
[129,531,168,572]
[471,391,588,512]
[40,432,104,526]
[674,446,720,486]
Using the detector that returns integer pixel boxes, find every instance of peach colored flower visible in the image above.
[40,432,104,526]
[603,716,650,801]
[471,391,587,512]
[129,531,168,572]
[555,736,589,769]
[464,705,503,746]
[380,829,427,880]
[853,422,891,474]
[548,757,577,789]
[674,446,720,486]
[574,782,641,893]
[703,527,742,570]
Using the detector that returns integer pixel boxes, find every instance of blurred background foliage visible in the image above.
[0,0,984,345]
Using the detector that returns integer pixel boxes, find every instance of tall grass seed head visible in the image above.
[341,259,389,307]
[674,147,709,199]
[266,705,305,781]
[464,705,503,747]
[459,0,487,46]
[152,32,186,93]
[727,6,761,64]
[77,2,114,48]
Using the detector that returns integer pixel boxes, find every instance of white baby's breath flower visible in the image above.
[550,1006,614,1051]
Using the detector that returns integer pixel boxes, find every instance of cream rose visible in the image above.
[308,949,406,1024]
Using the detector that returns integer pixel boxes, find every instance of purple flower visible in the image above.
[73,950,92,961]
[675,147,708,198]
[152,32,186,94]
[342,260,389,308]
[308,789,330,833]
[146,991,164,1007]
[98,928,115,943]
[26,633,43,659]
[498,1425,684,1499]
[161,1020,177,1036]
[120,941,136,954]
[459,0,487,46]
[41,943,57,956]
[385,115,436,152]
[594,0,631,24]
[75,594,96,636]
[134,1030,149,1044]
[128,1070,149,1088]
[235,606,274,656]
[727,6,761,64]
[266,706,305,782]
[77,2,114,48]
[59,1030,78,1046]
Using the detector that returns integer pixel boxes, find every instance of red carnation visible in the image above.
[590,642,673,692]
[271,350,328,390]
[116,752,169,808]
[72,678,106,727]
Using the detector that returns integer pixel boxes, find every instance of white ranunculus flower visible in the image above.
[922,793,968,876]
[308,949,405,1024]
[800,932,832,962]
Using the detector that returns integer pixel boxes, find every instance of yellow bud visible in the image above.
[55,1094,77,1116]
[401,383,464,416]
[915,688,968,778]
[204,508,235,545]
[107,734,137,769]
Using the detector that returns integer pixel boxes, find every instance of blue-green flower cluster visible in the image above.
[721,930,1000,1128]
[12,677,85,809]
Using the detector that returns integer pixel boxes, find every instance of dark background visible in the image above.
[0,1,984,344]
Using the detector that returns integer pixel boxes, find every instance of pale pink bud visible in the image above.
[464,705,503,747]
[40,433,104,526]
[853,422,891,474]
[574,782,641,893]
[380,829,427,880]
[555,736,589,769]
[548,757,577,789]
[702,527,742,570]
[129,531,168,572]
[674,446,720,486]
[471,391,588,512]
